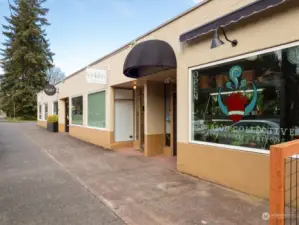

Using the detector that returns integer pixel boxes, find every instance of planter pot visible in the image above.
[47,122,58,132]
[199,75,210,89]
[242,70,256,83]
[216,75,227,88]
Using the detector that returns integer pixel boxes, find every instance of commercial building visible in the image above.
[37,0,299,199]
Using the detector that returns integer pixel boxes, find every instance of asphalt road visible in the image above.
[0,122,125,225]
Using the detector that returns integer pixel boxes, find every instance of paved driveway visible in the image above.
[0,122,125,225]
[1,122,269,225]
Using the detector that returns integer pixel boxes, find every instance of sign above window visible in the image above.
[86,68,107,84]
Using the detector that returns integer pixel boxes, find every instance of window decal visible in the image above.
[218,66,258,122]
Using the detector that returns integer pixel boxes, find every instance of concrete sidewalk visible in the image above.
[24,123,268,225]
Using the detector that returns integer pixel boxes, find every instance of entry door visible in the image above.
[173,91,177,156]
[140,95,145,149]
[65,101,69,132]
[115,100,134,142]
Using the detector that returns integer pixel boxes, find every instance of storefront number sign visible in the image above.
[218,66,258,122]
[86,68,107,84]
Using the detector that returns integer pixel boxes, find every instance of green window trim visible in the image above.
[88,91,106,129]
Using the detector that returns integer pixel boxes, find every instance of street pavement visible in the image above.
[0,122,269,225]
[0,122,125,225]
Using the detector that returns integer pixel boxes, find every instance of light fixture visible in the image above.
[211,27,238,49]
[133,81,137,90]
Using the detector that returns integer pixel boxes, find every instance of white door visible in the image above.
[115,100,133,142]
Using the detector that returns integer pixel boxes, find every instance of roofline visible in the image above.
[64,0,211,82]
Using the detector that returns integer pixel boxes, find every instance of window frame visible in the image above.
[70,95,84,126]
[44,103,48,120]
[188,40,299,155]
[38,104,42,120]
[87,89,106,130]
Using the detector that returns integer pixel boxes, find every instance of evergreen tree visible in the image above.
[1,0,53,119]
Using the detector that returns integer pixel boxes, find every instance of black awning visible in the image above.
[123,40,177,78]
[179,0,287,42]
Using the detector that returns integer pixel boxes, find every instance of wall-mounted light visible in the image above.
[211,27,238,49]
[133,81,137,90]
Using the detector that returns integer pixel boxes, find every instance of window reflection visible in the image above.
[71,96,83,125]
[191,46,299,150]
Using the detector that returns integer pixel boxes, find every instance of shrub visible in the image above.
[47,115,58,123]
[21,115,36,121]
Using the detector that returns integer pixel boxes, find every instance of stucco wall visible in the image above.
[177,2,299,143]
[74,0,299,142]
[36,120,47,128]
[37,83,61,121]
[69,125,112,149]
[145,81,165,135]
[35,0,299,198]
[177,143,270,199]
[58,68,110,130]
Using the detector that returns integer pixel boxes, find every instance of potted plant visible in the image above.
[215,74,227,88]
[242,70,256,83]
[199,75,210,89]
[47,115,58,132]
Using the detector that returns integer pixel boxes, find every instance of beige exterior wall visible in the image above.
[37,83,62,121]
[144,81,165,156]
[144,81,164,135]
[177,143,270,198]
[36,120,47,128]
[36,0,299,198]
[69,125,112,149]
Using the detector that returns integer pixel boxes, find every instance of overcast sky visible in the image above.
[0,0,201,76]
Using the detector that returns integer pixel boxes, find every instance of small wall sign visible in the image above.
[86,68,107,84]
[44,84,56,96]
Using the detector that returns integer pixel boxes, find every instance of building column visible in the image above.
[144,81,165,156]
[58,99,66,132]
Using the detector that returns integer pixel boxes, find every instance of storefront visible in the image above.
[37,0,299,198]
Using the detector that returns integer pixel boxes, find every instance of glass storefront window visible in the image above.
[39,104,42,120]
[44,104,48,120]
[191,45,299,150]
[165,84,171,146]
[71,96,83,125]
[88,91,105,128]
[53,101,58,115]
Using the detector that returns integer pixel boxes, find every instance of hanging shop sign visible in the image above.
[44,84,56,96]
[218,66,258,122]
[86,68,107,84]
